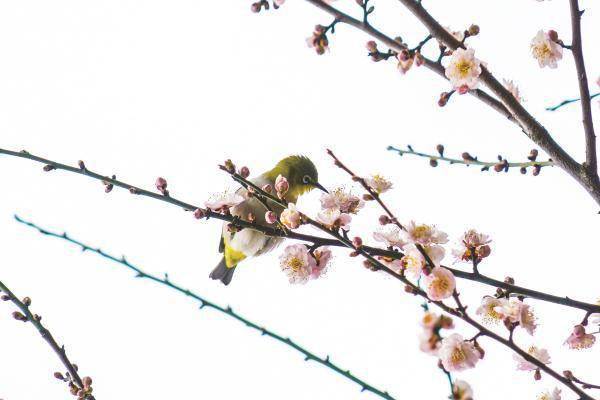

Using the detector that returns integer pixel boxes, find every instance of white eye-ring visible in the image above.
[302,175,311,184]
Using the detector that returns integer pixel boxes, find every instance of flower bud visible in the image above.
[563,370,574,380]
[250,2,261,12]
[436,144,444,156]
[352,236,363,247]
[548,29,559,42]
[458,84,470,95]
[429,158,438,167]
[224,159,236,173]
[155,177,168,194]
[462,152,475,162]
[520,167,527,174]
[363,194,374,201]
[265,211,277,224]
[366,41,377,53]
[54,372,65,380]
[78,160,86,170]
[275,175,289,197]
[22,297,31,306]
[532,164,541,176]
[468,24,480,36]
[239,166,250,178]
[12,311,27,321]
[379,215,390,225]
[247,212,256,223]
[534,369,542,381]
[43,164,56,172]
[262,184,273,193]
[83,376,93,388]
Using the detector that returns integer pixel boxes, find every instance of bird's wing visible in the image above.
[218,235,225,253]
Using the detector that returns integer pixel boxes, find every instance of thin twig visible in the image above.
[14,215,396,400]
[546,93,600,112]
[387,145,554,171]
[0,279,95,399]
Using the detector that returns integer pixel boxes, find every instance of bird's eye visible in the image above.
[302,175,311,184]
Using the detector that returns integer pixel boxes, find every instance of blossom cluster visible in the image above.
[279,244,331,284]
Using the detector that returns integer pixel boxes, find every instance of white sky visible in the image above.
[0,0,599,399]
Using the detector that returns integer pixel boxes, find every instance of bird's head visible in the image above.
[267,155,327,199]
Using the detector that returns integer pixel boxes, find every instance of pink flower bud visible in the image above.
[155,177,168,194]
[275,175,289,197]
[458,84,470,95]
[366,41,377,53]
[262,184,273,193]
[239,166,250,178]
[265,211,277,224]
[379,215,390,225]
[548,29,559,42]
[352,236,363,247]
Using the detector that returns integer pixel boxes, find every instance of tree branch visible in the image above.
[0,279,95,399]
[568,0,597,173]
[392,0,600,206]
[3,148,600,315]
[546,92,600,112]
[14,215,395,400]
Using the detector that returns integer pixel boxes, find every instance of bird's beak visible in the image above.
[314,182,329,193]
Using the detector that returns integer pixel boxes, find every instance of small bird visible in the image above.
[210,155,327,285]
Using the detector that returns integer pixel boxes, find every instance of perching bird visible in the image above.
[210,155,327,285]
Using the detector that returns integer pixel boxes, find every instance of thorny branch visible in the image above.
[14,215,395,400]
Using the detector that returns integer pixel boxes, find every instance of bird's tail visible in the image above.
[210,257,236,286]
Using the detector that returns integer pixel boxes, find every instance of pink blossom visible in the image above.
[499,299,537,335]
[476,296,508,325]
[503,79,524,103]
[205,192,245,212]
[452,380,474,400]
[373,225,406,248]
[438,334,481,372]
[193,208,206,219]
[452,229,491,263]
[279,244,316,284]
[320,188,364,214]
[538,388,561,400]
[419,329,441,356]
[400,244,444,278]
[565,325,596,350]
[423,267,456,300]
[275,175,289,197]
[404,221,448,246]
[155,177,168,194]
[306,25,329,55]
[364,174,392,194]
[531,30,562,68]
[311,247,332,279]
[445,48,482,91]
[420,311,454,330]
[513,346,551,371]
[317,208,352,229]
[280,203,302,229]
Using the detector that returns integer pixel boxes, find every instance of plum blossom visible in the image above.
[438,334,481,372]
[320,188,364,214]
[373,225,406,248]
[280,203,302,229]
[317,208,352,229]
[420,311,454,330]
[503,79,524,103]
[275,174,289,198]
[444,26,465,43]
[365,174,392,194]
[476,296,508,325]
[445,48,482,93]
[205,191,245,212]
[514,346,551,371]
[538,388,561,400]
[452,229,491,263]
[564,325,596,350]
[280,244,315,284]
[400,244,445,278]
[500,299,537,335]
[423,267,456,300]
[419,329,442,355]
[306,25,329,55]
[404,221,449,246]
[265,211,277,224]
[531,30,562,68]
[452,380,474,400]
[311,247,332,279]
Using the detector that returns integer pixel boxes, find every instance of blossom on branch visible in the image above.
[514,346,551,371]
[205,192,245,213]
[280,203,302,229]
[439,333,481,372]
[280,244,331,283]
[373,225,406,248]
[364,174,392,194]
[275,174,289,198]
[404,221,449,247]
[400,243,444,278]
[564,325,596,350]
[501,299,537,335]
[317,207,352,229]
[320,188,364,214]
[452,380,474,400]
[452,229,491,263]
[306,25,330,55]
[538,388,561,400]
[503,79,524,103]
[530,30,562,69]
[423,266,456,300]
[445,48,482,93]
[476,296,507,325]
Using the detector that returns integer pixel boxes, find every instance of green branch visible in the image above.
[14,215,395,400]
[546,92,600,112]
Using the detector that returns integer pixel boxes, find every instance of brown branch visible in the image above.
[0,280,95,399]
[2,147,600,316]
[302,0,516,124]
[568,0,597,174]
[393,0,600,206]
[0,146,595,398]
